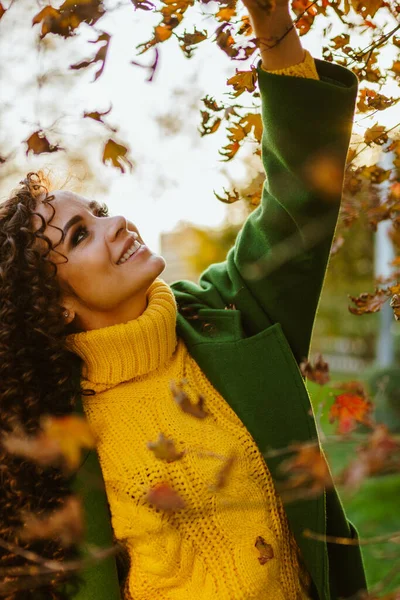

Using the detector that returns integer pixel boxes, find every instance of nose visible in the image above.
[105,215,127,242]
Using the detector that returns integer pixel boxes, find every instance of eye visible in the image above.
[72,225,89,247]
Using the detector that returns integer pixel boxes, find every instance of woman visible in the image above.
[1,0,367,598]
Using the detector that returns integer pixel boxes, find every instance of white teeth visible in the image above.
[117,239,141,264]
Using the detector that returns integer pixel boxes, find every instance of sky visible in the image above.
[0,0,398,254]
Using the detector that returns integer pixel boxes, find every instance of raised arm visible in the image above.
[180,1,359,364]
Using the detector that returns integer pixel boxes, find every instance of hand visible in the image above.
[238,0,304,71]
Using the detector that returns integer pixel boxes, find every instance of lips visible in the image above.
[117,233,140,264]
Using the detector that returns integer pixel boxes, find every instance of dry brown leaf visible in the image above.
[300,354,330,385]
[170,380,208,419]
[102,138,133,173]
[255,536,274,565]
[227,67,257,98]
[348,288,391,315]
[147,433,184,462]
[18,496,84,547]
[25,131,61,155]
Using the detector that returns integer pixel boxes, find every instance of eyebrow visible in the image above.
[62,215,83,243]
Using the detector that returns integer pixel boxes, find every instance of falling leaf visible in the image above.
[199,110,222,136]
[42,415,96,470]
[364,123,388,145]
[202,96,224,112]
[0,2,6,20]
[32,0,105,39]
[329,393,373,434]
[227,67,257,98]
[330,380,368,397]
[300,354,330,385]
[2,415,95,471]
[213,187,240,204]
[25,131,61,155]
[70,32,110,81]
[145,482,186,511]
[147,433,184,462]
[170,380,208,418]
[240,113,263,143]
[255,536,274,565]
[210,453,236,491]
[279,445,332,495]
[237,15,253,36]
[348,288,390,315]
[18,496,84,547]
[360,165,391,184]
[340,425,400,490]
[102,138,134,173]
[391,61,400,78]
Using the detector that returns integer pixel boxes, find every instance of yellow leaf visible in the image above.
[364,123,388,145]
[227,67,257,97]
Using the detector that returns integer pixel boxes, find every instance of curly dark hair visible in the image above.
[0,172,87,599]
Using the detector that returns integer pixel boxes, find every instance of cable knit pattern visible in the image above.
[68,277,311,600]
[262,49,319,79]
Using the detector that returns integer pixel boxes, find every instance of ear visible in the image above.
[61,303,75,325]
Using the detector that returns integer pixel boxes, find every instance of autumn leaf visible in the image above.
[216,23,239,58]
[199,110,222,136]
[240,113,262,143]
[329,393,373,434]
[360,165,391,184]
[330,380,368,397]
[227,66,257,97]
[32,0,105,39]
[102,138,134,173]
[348,0,386,18]
[84,107,117,131]
[340,425,400,490]
[0,2,6,20]
[18,496,84,547]
[213,187,240,204]
[299,354,330,385]
[279,445,332,497]
[147,433,184,462]
[255,536,274,565]
[2,415,95,471]
[348,288,391,315]
[170,380,208,418]
[330,33,350,49]
[25,131,61,155]
[178,28,207,57]
[70,32,110,81]
[42,415,96,470]
[364,123,388,145]
[216,6,237,21]
[391,60,400,78]
[210,453,236,491]
[202,95,224,112]
[237,15,253,36]
[390,293,400,320]
[145,482,186,510]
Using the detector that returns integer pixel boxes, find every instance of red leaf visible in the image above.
[329,393,373,434]
[145,482,185,511]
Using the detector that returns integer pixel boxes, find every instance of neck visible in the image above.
[74,288,149,332]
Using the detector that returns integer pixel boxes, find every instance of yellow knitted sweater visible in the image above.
[67,54,319,600]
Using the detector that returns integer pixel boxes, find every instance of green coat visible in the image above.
[71,58,367,600]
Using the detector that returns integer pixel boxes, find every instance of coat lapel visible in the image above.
[177,309,329,600]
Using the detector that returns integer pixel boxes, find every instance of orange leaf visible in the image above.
[42,415,96,470]
[32,0,105,39]
[0,2,6,20]
[145,482,185,511]
[299,354,330,385]
[240,113,263,143]
[348,288,390,315]
[364,123,388,145]
[147,433,184,462]
[25,130,61,155]
[329,393,372,434]
[349,0,385,18]
[279,445,332,494]
[227,67,257,97]
[155,24,173,42]
[255,536,274,565]
[216,6,236,21]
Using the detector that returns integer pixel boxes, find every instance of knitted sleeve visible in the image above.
[261,49,319,80]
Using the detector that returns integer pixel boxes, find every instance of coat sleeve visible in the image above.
[184,58,358,363]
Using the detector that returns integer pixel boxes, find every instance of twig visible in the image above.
[303,528,400,546]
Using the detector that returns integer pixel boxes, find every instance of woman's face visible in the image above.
[34,190,166,331]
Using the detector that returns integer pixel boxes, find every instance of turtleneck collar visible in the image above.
[65,278,178,389]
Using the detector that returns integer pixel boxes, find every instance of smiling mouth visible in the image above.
[117,239,141,265]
